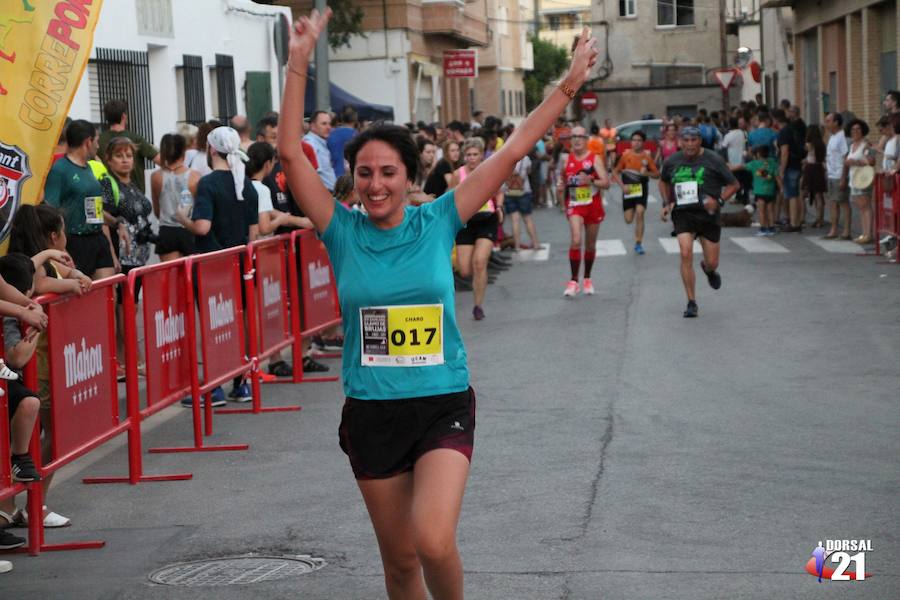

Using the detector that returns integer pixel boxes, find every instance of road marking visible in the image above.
[512,243,550,262]
[805,236,862,254]
[730,236,790,253]
[658,237,701,254]
[595,239,627,256]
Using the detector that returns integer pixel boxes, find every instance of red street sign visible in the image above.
[142,266,193,406]
[298,232,340,332]
[713,68,739,92]
[443,50,477,79]
[255,241,290,354]
[48,287,117,458]
[197,255,245,382]
[581,91,599,112]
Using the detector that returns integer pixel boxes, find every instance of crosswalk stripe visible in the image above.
[658,237,701,254]
[595,239,627,256]
[805,236,862,254]
[512,243,550,262]
[730,236,790,253]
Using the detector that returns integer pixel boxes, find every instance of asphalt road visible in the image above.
[3,187,899,599]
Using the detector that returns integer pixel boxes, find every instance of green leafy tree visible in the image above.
[255,0,363,50]
[524,35,569,111]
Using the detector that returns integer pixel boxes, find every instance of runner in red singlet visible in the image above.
[558,125,609,296]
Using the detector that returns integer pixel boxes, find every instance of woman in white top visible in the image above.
[844,118,876,244]
[150,133,201,261]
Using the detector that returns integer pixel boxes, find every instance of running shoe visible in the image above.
[0,360,17,381]
[312,335,344,351]
[11,454,40,482]
[753,229,768,237]
[180,387,226,408]
[228,383,252,403]
[563,280,579,297]
[683,300,699,318]
[582,278,595,295]
[302,356,330,373]
[473,305,485,320]
[267,360,293,377]
[0,530,24,550]
[634,242,645,255]
[701,262,722,290]
[0,559,11,573]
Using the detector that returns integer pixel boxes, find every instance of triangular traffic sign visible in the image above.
[713,69,735,91]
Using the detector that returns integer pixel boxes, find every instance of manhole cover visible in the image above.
[149,555,326,586]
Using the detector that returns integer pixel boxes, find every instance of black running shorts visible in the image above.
[339,387,476,480]
[66,232,114,276]
[672,209,722,243]
[455,213,499,245]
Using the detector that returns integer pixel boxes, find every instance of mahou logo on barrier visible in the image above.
[299,232,339,330]
[197,257,244,380]
[49,288,115,456]
[142,267,192,405]
[256,242,289,351]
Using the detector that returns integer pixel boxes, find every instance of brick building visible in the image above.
[767,0,899,125]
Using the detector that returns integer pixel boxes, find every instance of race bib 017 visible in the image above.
[360,304,444,367]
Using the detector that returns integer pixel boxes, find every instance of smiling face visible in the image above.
[353,140,410,229]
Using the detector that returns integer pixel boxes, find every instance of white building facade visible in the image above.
[68,0,291,146]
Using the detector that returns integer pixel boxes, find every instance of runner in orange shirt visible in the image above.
[599,118,618,169]
[588,123,606,156]
[612,130,659,254]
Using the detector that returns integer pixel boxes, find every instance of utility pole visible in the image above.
[315,0,330,112]
[719,0,729,112]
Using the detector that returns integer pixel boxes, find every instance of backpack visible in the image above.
[699,123,717,149]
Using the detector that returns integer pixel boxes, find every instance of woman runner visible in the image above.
[277,9,598,600]
[558,125,610,296]
[451,137,502,321]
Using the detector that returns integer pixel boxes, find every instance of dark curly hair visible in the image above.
[344,124,419,182]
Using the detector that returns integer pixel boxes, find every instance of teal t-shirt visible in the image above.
[746,158,778,197]
[43,157,104,235]
[321,191,469,400]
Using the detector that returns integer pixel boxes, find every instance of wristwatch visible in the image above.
[717,198,725,207]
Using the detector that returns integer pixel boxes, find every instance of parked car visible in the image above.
[614,119,663,158]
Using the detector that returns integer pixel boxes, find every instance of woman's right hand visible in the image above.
[288,8,332,71]
[562,27,599,89]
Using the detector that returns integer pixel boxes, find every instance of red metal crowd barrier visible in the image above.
[1,232,345,557]
[83,260,194,484]
[874,172,900,261]
[15,276,125,555]
[149,247,251,454]
[217,235,302,415]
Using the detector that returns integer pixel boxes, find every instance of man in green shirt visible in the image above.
[43,120,117,280]
[98,99,159,193]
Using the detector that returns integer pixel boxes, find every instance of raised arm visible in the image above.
[277,8,334,234]
[455,28,598,223]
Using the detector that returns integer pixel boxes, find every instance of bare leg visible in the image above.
[699,237,720,273]
[634,204,646,243]
[827,201,838,236]
[358,473,426,600]
[10,397,39,454]
[455,245,474,279]
[510,211,521,249]
[677,233,696,301]
[412,450,470,600]
[471,238,493,308]
[841,202,852,237]
[523,214,539,248]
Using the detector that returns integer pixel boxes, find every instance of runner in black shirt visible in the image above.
[659,127,740,318]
